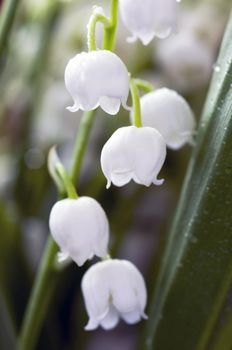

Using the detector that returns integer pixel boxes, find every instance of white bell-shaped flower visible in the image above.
[101,126,166,188]
[119,0,178,45]
[82,259,147,330]
[155,32,214,92]
[64,50,130,115]
[49,197,109,266]
[139,88,196,150]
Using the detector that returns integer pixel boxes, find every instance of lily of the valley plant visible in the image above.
[59,0,194,332]
[19,0,198,348]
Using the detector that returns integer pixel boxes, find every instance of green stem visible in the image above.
[55,164,78,199]
[130,79,142,128]
[18,111,96,350]
[87,0,118,51]
[0,0,19,63]
[70,110,96,184]
[19,0,119,347]
[133,79,154,93]
[103,0,118,51]
[87,11,110,51]
[18,236,59,350]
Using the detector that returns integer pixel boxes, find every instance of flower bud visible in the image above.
[101,126,166,188]
[139,88,196,150]
[49,197,109,266]
[65,50,129,115]
[82,259,147,330]
[119,0,178,45]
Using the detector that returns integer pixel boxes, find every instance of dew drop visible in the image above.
[213,64,221,73]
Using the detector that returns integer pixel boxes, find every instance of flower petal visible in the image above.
[110,260,147,314]
[154,25,172,39]
[127,126,166,186]
[85,318,99,331]
[81,262,111,321]
[57,251,70,262]
[126,34,137,44]
[66,101,80,113]
[121,309,142,324]
[100,305,120,330]
[110,170,133,187]
[99,96,121,115]
[101,127,132,188]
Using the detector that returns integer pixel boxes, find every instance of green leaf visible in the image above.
[47,146,65,193]
[212,308,232,350]
[145,12,232,350]
[0,291,17,350]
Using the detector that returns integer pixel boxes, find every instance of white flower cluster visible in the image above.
[65,52,195,187]
[49,0,197,332]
